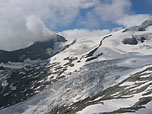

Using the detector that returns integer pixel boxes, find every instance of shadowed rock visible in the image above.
[122,36,138,45]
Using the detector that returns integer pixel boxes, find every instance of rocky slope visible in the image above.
[1,20,152,114]
[0,35,66,63]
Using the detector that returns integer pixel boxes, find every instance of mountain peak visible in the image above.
[0,35,67,63]
[123,19,152,32]
[141,19,152,28]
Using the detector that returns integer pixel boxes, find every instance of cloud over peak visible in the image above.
[0,0,132,31]
[0,0,152,51]
[116,14,152,27]
[0,14,55,51]
[59,29,110,40]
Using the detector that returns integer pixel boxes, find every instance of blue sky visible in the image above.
[1,0,152,32]
[1,0,152,50]
[45,0,152,32]
[131,0,152,14]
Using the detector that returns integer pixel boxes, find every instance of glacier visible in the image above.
[0,20,152,114]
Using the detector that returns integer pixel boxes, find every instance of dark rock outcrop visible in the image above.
[0,66,4,70]
[122,36,138,45]
[0,35,66,63]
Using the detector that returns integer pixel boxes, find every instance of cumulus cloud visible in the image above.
[26,16,55,42]
[0,0,150,51]
[58,29,110,40]
[0,0,132,31]
[6,0,96,29]
[0,13,55,51]
[95,0,131,21]
[116,14,152,27]
[0,0,96,50]
[76,0,132,26]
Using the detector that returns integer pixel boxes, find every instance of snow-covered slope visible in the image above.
[91,28,152,61]
[1,20,152,114]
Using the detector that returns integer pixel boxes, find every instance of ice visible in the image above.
[1,21,152,114]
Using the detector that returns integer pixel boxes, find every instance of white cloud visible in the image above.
[0,0,132,31]
[0,0,97,50]
[6,0,96,29]
[95,0,131,21]
[58,29,110,40]
[26,16,55,42]
[0,0,150,51]
[0,13,55,51]
[116,14,152,27]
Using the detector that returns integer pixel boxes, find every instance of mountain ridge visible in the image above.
[1,20,152,114]
[0,35,66,63]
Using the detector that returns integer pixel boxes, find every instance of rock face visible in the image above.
[0,35,68,109]
[1,20,152,114]
[0,35,66,63]
[122,35,147,45]
[0,66,4,70]
[138,37,146,43]
[122,36,138,45]
[0,59,55,109]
